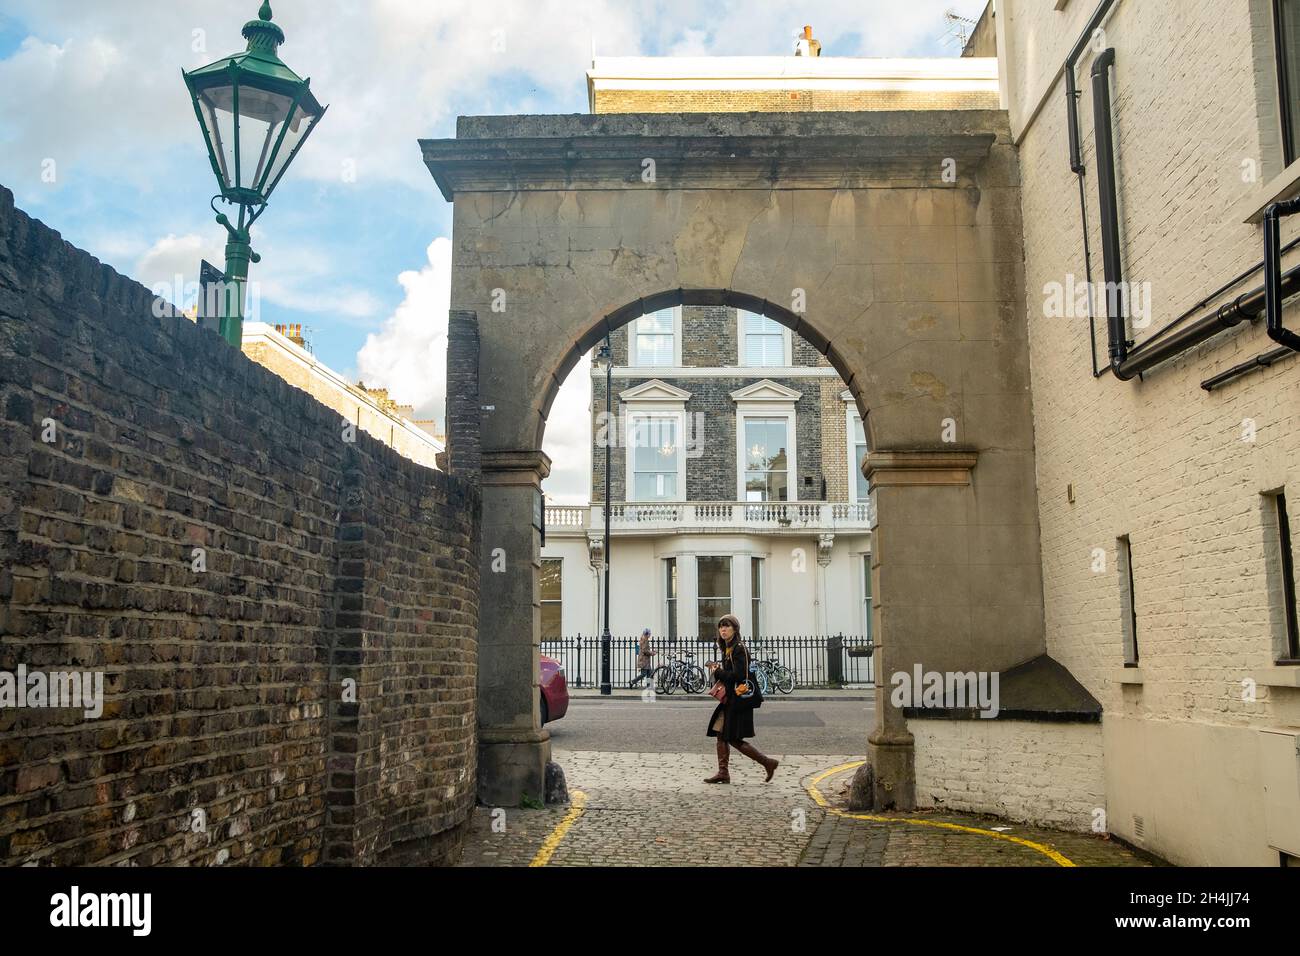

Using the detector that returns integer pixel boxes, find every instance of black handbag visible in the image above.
[733,652,763,708]
[723,646,763,707]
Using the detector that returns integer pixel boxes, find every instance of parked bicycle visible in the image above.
[653,650,707,695]
[752,655,796,694]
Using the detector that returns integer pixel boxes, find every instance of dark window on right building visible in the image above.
[1117,535,1138,666]
[1275,0,1300,165]
[1268,492,1300,660]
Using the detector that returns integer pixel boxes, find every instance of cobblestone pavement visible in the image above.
[456,750,1152,867]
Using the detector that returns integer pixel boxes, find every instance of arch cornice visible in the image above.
[421,111,1003,200]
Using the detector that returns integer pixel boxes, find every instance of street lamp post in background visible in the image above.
[182,2,327,347]
[595,337,614,696]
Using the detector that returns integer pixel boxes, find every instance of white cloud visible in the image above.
[0,0,644,194]
[134,232,225,311]
[355,237,452,424]
[541,366,593,504]
[133,230,380,321]
[0,0,987,195]
[666,28,714,57]
[352,233,591,496]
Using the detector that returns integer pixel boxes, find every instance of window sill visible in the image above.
[1260,664,1300,689]
[1114,666,1143,685]
[1233,157,1300,224]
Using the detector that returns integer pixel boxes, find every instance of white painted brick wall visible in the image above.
[912,719,1105,832]
[1011,0,1300,735]
[1003,0,1300,861]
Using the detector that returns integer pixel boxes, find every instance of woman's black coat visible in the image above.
[706,639,755,742]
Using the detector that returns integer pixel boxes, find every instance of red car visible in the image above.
[540,655,569,725]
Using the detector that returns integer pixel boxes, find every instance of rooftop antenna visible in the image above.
[943,9,977,49]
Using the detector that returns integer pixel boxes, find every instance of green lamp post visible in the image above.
[182,1,327,347]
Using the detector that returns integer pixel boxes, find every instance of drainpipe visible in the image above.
[1066,0,1120,376]
[1090,47,1129,373]
[1065,1,1119,175]
[1118,259,1300,380]
[1264,197,1300,351]
[1200,197,1300,387]
[1060,0,1300,384]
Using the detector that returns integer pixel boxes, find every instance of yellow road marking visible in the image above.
[528,790,587,867]
[805,761,1077,867]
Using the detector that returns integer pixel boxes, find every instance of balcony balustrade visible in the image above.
[543,499,874,534]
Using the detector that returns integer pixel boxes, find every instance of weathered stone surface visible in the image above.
[0,185,480,867]
[847,761,874,812]
[544,759,568,805]
[436,109,1045,813]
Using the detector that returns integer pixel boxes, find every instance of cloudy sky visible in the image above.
[0,0,985,502]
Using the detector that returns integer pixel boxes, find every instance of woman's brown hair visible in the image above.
[716,614,743,653]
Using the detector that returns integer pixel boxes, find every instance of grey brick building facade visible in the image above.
[589,305,849,505]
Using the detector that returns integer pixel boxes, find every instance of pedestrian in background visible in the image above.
[703,614,778,784]
[629,628,656,688]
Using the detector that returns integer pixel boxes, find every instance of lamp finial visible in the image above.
[242,1,285,52]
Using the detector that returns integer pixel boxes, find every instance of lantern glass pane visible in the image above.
[198,86,237,191]
[260,101,318,194]
[235,86,295,193]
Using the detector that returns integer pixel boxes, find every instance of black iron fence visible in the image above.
[541,634,874,690]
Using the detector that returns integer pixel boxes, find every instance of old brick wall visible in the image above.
[682,305,735,364]
[445,310,481,479]
[820,379,850,502]
[326,448,478,866]
[593,89,998,114]
[0,186,479,866]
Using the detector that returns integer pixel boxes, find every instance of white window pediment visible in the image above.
[620,379,692,404]
[729,379,803,403]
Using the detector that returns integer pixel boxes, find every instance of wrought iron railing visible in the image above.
[541,634,874,690]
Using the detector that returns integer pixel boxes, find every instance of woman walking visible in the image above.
[703,614,779,784]
[628,628,656,688]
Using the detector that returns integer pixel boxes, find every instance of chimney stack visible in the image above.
[795,24,821,57]
[274,322,307,348]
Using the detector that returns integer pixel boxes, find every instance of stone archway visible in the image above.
[424,110,1045,807]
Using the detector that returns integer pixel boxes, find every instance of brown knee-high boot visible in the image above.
[735,741,779,782]
[704,738,730,783]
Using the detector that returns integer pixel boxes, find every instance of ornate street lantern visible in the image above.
[182,2,326,346]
